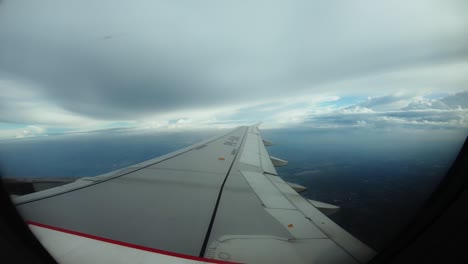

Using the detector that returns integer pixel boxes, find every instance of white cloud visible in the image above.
[305,91,468,130]
[0,125,48,140]
[340,106,375,114]
[356,120,368,126]
[15,125,47,138]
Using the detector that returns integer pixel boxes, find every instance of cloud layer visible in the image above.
[305,91,468,130]
[0,0,467,138]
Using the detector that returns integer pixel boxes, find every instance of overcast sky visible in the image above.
[0,0,467,139]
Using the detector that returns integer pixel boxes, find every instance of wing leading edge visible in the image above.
[13,124,376,264]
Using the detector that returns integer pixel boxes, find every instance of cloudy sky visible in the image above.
[0,0,467,139]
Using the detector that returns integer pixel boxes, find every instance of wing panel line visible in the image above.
[198,126,248,257]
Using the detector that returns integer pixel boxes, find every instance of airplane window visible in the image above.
[0,0,467,263]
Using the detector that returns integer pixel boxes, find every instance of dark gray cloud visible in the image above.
[0,0,467,125]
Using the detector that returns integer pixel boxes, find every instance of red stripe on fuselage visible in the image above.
[27,221,239,264]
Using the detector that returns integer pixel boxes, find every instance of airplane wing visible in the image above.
[13,124,376,264]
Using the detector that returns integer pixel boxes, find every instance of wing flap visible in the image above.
[239,133,261,167]
[240,170,295,209]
